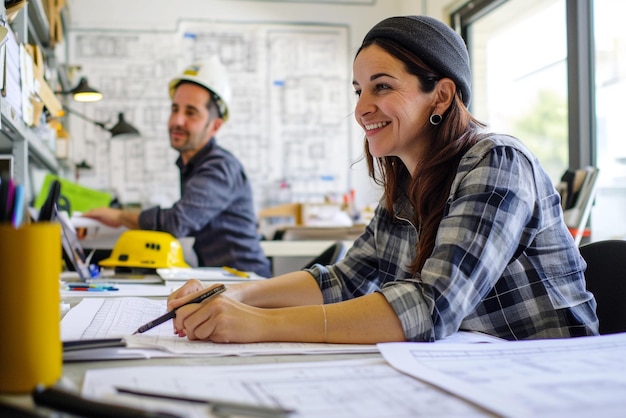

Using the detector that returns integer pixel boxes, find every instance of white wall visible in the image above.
[64,0,457,210]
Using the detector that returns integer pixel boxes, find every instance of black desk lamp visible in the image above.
[64,107,140,137]
[109,113,140,136]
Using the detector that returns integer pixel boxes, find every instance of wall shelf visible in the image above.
[0,1,66,202]
[1,98,59,171]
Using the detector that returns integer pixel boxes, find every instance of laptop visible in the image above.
[56,209,97,281]
[36,179,96,281]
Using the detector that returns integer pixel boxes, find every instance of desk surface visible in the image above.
[4,295,625,417]
[0,290,488,417]
[2,294,379,414]
[0,353,382,415]
[9,332,626,418]
[260,240,336,257]
[260,240,353,257]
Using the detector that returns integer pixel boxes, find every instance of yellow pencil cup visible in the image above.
[0,223,62,393]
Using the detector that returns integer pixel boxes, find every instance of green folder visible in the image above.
[34,174,112,216]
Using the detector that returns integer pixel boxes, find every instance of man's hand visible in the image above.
[83,207,140,229]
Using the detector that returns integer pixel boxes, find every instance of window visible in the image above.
[452,0,626,242]
[458,0,567,183]
[591,0,626,240]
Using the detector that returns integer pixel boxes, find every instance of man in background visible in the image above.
[84,57,272,277]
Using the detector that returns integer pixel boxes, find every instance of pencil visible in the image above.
[222,265,250,278]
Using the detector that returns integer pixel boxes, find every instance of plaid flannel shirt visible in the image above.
[307,134,598,342]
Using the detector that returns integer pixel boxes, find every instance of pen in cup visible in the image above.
[132,284,226,335]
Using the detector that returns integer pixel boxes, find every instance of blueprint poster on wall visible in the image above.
[68,20,352,211]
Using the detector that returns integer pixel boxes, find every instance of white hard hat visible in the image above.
[168,57,232,121]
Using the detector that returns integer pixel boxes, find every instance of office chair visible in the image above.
[302,241,347,269]
[558,167,599,246]
[578,240,626,334]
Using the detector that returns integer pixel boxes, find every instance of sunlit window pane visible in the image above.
[591,0,626,240]
[594,0,626,180]
[468,0,567,183]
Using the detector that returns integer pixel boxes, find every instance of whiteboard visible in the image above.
[68,20,352,211]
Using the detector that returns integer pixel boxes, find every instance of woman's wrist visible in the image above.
[224,282,248,303]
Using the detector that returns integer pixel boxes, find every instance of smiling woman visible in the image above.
[165,15,599,345]
[352,44,456,171]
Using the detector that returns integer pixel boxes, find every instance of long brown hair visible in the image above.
[358,38,486,275]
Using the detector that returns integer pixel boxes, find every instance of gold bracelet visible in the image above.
[320,304,327,342]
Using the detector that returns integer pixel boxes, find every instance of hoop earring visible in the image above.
[430,114,442,126]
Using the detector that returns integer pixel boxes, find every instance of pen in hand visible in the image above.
[132,284,226,335]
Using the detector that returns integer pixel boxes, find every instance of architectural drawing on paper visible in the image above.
[68,21,351,210]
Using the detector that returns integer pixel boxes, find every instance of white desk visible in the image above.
[0,292,394,417]
[260,240,340,257]
[260,240,354,276]
[3,292,624,417]
[0,353,383,416]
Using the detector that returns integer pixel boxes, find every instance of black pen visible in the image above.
[133,284,226,334]
[33,386,182,418]
[115,387,295,417]
[63,337,126,352]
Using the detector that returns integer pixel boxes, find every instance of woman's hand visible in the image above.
[165,272,329,343]
[168,279,246,311]
[172,293,272,343]
[167,279,207,310]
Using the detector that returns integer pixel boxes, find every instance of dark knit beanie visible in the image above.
[362,15,471,107]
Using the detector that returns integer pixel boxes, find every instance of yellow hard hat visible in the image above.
[168,56,231,121]
[99,230,190,271]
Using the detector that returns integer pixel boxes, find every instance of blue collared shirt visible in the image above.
[139,139,271,277]
[307,134,599,342]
